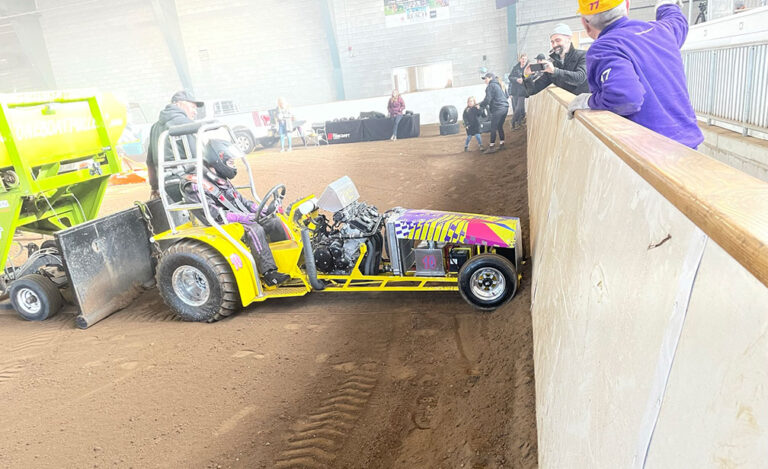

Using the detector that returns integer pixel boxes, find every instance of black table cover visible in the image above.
[326,114,420,144]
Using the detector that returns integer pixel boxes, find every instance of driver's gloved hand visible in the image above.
[225,212,257,223]
[249,201,276,216]
[264,270,290,286]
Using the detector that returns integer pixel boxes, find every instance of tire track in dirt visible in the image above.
[0,321,71,384]
[273,339,388,469]
[0,359,25,383]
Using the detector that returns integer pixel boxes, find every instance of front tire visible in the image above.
[9,273,63,321]
[458,254,518,311]
[156,240,241,322]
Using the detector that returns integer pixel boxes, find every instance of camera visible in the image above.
[529,63,546,72]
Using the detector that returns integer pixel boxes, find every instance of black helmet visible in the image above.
[204,139,243,179]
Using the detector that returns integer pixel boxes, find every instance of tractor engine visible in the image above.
[311,201,383,275]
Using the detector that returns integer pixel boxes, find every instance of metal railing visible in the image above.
[683,42,768,135]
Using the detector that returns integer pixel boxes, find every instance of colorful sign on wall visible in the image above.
[384,0,450,28]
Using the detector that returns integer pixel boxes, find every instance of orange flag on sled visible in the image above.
[109,157,148,185]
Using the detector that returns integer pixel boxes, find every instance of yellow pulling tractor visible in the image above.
[151,122,523,322]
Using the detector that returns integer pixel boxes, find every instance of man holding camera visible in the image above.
[524,23,589,96]
[567,0,704,149]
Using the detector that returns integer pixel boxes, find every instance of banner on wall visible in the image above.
[384,0,450,28]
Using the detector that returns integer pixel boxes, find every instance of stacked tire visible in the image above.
[439,105,460,135]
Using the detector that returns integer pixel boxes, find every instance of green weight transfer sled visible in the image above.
[0,91,157,328]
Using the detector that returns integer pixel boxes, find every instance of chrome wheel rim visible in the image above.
[172,266,210,307]
[469,267,506,301]
[16,288,42,314]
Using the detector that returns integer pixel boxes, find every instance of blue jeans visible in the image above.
[464,134,482,148]
[279,122,292,150]
[392,114,403,137]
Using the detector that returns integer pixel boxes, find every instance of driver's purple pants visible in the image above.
[241,217,286,273]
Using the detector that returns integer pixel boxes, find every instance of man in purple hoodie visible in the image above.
[567,0,704,149]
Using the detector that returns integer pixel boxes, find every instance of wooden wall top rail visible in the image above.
[545,87,768,288]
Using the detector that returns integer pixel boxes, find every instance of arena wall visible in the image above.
[0,0,512,118]
[527,87,768,467]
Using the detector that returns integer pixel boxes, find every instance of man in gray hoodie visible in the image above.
[146,91,204,199]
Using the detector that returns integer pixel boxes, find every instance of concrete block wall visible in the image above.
[1,0,511,119]
[36,0,182,121]
[330,0,509,100]
[175,0,337,112]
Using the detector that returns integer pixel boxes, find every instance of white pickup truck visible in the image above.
[199,99,279,153]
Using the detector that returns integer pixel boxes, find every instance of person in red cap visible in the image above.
[146,91,204,200]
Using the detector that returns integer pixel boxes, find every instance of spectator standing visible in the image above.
[567,0,704,149]
[275,97,293,152]
[388,90,406,141]
[525,23,589,96]
[478,72,510,154]
[146,90,203,200]
[508,53,529,130]
[462,96,484,152]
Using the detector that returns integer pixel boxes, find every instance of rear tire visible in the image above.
[234,129,255,154]
[156,240,241,323]
[458,254,518,311]
[259,137,279,149]
[9,273,63,321]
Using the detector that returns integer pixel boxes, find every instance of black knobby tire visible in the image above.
[156,240,241,323]
[234,129,255,154]
[458,254,518,311]
[439,105,458,125]
[439,122,460,135]
[40,239,58,251]
[8,273,63,321]
[259,137,279,149]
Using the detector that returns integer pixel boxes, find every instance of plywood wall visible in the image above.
[527,89,768,468]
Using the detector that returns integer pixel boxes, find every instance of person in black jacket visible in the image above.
[478,72,509,154]
[508,53,529,130]
[524,23,589,96]
[146,91,203,200]
[462,97,484,152]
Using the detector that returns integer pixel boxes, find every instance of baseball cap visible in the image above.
[171,90,203,107]
[482,72,494,79]
[535,53,547,61]
[577,0,624,15]
[550,23,573,37]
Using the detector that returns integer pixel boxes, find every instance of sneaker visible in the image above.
[499,141,505,149]
[264,270,290,287]
[464,146,469,152]
[478,146,486,152]
[483,146,498,155]
[280,148,285,153]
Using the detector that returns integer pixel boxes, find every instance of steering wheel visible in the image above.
[255,184,286,223]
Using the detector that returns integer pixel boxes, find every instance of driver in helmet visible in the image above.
[178,139,291,287]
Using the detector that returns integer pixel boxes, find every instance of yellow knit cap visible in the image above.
[577,0,624,15]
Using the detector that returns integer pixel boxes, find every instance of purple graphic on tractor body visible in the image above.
[393,209,518,248]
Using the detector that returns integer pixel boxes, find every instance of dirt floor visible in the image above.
[0,124,537,468]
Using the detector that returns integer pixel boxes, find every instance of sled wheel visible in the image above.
[40,239,58,251]
[234,129,255,154]
[9,273,63,321]
[156,240,241,323]
[458,254,518,311]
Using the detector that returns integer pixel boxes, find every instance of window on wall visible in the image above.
[392,61,453,93]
